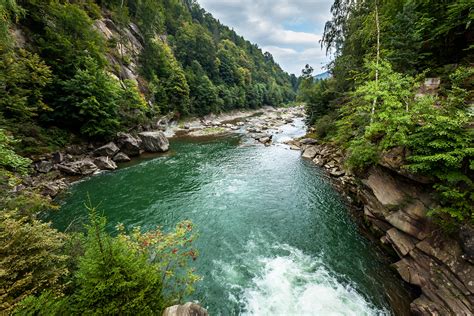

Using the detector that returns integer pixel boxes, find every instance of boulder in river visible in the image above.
[138,131,169,152]
[302,146,318,159]
[259,136,271,145]
[94,156,117,170]
[116,132,142,156]
[113,152,131,162]
[94,142,120,157]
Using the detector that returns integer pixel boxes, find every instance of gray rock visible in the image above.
[312,156,325,166]
[35,161,53,173]
[58,159,98,175]
[52,152,64,164]
[302,146,318,159]
[138,131,169,152]
[386,228,417,257]
[116,132,142,156]
[163,303,208,316]
[41,179,68,198]
[300,138,318,145]
[65,144,86,155]
[94,156,117,170]
[113,152,131,163]
[94,142,120,157]
[329,168,345,177]
[259,136,271,144]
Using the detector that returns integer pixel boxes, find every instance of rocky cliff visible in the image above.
[292,140,474,315]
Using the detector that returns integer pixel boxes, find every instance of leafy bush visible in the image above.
[0,210,69,313]
[0,129,31,175]
[345,138,379,171]
[66,205,199,314]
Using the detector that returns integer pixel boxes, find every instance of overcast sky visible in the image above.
[198,0,333,76]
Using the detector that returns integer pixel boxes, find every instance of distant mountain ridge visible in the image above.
[314,71,331,80]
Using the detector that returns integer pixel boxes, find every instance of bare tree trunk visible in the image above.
[370,0,380,123]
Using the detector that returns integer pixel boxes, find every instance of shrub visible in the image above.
[0,210,69,313]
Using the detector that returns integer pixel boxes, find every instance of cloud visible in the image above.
[198,0,333,75]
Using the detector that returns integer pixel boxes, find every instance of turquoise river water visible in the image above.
[51,119,413,315]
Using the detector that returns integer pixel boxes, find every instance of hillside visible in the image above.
[297,0,473,313]
[1,0,296,154]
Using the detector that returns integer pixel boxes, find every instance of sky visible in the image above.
[198,0,334,76]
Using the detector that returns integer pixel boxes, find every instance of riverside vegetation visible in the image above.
[298,0,473,228]
[295,0,473,313]
[0,0,295,313]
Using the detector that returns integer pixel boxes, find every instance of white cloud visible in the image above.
[198,0,333,75]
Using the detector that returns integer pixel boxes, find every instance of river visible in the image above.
[51,117,413,315]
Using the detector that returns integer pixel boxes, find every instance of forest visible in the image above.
[1,0,473,314]
[298,0,473,228]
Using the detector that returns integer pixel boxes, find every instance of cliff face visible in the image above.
[295,141,474,315]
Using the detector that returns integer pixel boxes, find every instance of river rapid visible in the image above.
[52,115,413,315]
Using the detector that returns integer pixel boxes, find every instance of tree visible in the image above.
[56,57,122,137]
[0,49,52,121]
[0,210,69,313]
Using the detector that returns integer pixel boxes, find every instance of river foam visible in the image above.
[214,240,388,316]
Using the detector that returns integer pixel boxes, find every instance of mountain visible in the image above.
[314,71,331,80]
[1,0,295,148]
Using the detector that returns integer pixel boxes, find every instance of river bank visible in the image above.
[288,139,474,315]
[16,106,305,201]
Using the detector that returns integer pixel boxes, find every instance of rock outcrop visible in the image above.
[94,142,120,157]
[94,156,117,170]
[57,159,99,176]
[295,141,474,315]
[113,152,131,162]
[138,131,169,152]
[116,132,142,156]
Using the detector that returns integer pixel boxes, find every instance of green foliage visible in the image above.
[0,129,31,175]
[0,0,24,49]
[319,0,473,226]
[66,205,199,314]
[0,49,52,121]
[0,209,69,313]
[345,138,379,171]
[58,57,122,137]
[14,290,69,315]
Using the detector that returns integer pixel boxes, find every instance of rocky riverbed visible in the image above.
[288,139,474,315]
[17,106,305,200]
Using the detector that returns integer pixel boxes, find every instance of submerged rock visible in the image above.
[138,131,169,152]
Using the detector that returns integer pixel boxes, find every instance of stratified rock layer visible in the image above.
[294,142,474,315]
